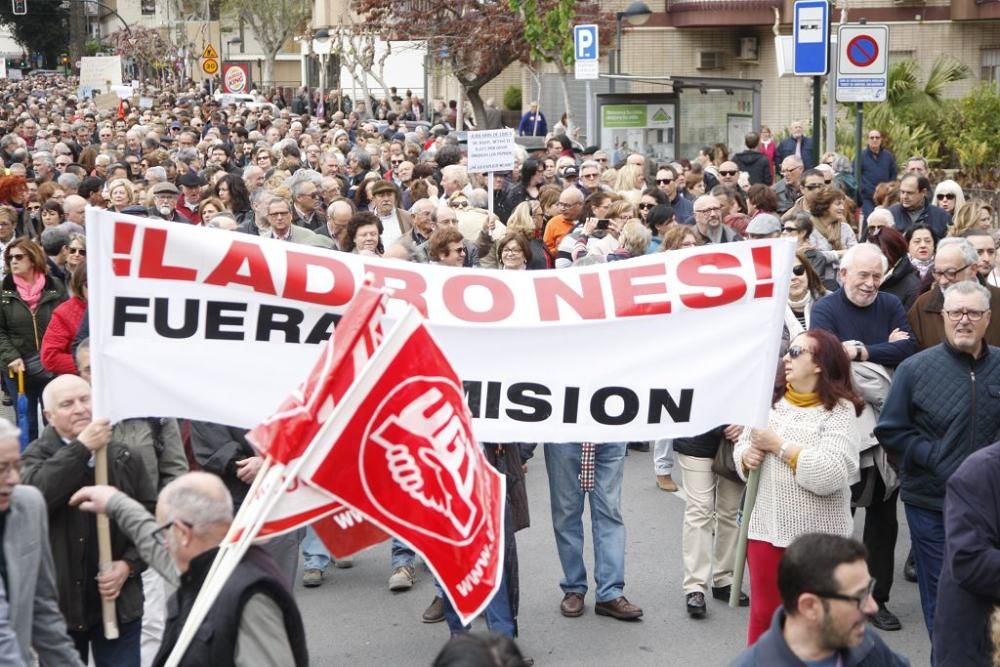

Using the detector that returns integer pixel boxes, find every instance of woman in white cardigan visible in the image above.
[734,328,863,646]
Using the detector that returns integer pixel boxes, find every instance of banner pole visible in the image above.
[95,446,119,639]
[730,467,760,608]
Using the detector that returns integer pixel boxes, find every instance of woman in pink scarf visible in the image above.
[0,238,66,441]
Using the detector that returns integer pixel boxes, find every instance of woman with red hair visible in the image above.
[0,175,36,239]
[734,328,863,645]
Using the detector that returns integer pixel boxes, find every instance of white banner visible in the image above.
[87,210,793,442]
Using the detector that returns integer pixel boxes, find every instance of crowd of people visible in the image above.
[0,68,993,666]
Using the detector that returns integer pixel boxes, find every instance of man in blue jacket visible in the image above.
[774,121,813,170]
[810,243,918,632]
[876,280,1000,638]
[730,533,909,667]
[934,440,1000,666]
[888,174,951,240]
[860,129,897,220]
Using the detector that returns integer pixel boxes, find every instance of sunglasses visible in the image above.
[792,264,806,276]
[638,203,656,210]
[787,344,812,359]
[390,160,403,165]
[7,253,25,261]
[656,178,673,185]
[68,248,86,256]
[937,193,956,200]
[719,170,737,176]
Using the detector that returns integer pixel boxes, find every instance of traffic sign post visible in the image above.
[574,24,599,146]
[836,24,888,102]
[793,0,829,76]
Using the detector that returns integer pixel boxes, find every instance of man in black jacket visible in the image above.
[733,132,772,186]
[21,374,156,667]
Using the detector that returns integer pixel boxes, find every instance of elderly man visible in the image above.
[369,180,413,247]
[774,121,813,169]
[422,205,479,268]
[242,165,265,195]
[693,194,742,244]
[810,243,918,632]
[862,206,895,240]
[731,534,907,666]
[908,238,1000,350]
[889,174,950,239]
[860,129,897,220]
[773,156,804,215]
[147,182,190,223]
[21,375,156,667]
[320,198,354,250]
[70,472,308,666]
[289,174,326,232]
[877,280,1000,637]
[543,187,584,257]
[263,196,332,249]
[0,417,83,665]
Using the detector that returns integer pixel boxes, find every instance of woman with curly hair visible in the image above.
[951,199,995,236]
[0,175,35,238]
[807,187,858,285]
[212,173,253,225]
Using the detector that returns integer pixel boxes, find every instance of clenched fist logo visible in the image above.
[363,377,482,543]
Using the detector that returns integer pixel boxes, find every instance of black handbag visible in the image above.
[712,437,745,484]
[23,353,54,385]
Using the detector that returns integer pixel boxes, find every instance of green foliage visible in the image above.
[864,55,969,131]
[509,0,576,68]
[503,85,522,111]
[84,39,102,57]
[0,0,69,67]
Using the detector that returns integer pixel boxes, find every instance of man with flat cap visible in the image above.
[176,172,206,224]
[147,182,191,223]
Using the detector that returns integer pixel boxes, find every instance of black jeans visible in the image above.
[852,470,899,604]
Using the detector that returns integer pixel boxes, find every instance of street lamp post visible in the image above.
[610,1,652,94]
[313,29,331,116]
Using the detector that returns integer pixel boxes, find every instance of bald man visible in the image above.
[71,472,308,667]
[21,375,155,666]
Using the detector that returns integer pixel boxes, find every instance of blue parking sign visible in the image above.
[574,25,598,61]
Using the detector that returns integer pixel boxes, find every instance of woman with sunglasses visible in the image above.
[65,234,86,276]
[637,188,667,225]
[932,180,965,220]
[734,328,863,645]
[785,251,827,336]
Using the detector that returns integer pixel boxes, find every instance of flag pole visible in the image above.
[95,446,119,638]
[730,467,760,608]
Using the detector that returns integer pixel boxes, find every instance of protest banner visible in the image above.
[87,210,793,443]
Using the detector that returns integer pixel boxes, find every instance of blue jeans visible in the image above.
[441,567,516,638]
[544,442,627,602]
[71,619,141,667]
[302,525,331,572]
[906,504,945,636]
[391,537,415,569]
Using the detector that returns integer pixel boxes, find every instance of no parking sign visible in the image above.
[836,24,889,102]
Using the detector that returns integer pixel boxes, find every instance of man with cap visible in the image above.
[745,213,782,240]
[147,182,191,223]
[176,172,206,224]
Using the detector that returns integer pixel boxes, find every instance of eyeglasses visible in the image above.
[783,226,799,234]
[803,184,824,191]
[638,203,656,211]
[151,520,187,547]
[937,193,956,201]
[932,264,971,280]
[451,201,469,209]
[695,206,722,214]
[449,246,468,255]
[787,344,813,359]
[945,308,988,322]
[868,135,881,140]
[68,248,86,256]
[582,173,599,179]
[557,202,579,209]
[269,210,292,217]
[501,247,524,255]
[792,264,806,276]
[719,170,737,177]
[813,578,877,610]
[781,167,801,174]
[8,253,25,261]
[656,178,673,185]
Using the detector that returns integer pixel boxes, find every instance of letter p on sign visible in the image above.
[574,25,598,61]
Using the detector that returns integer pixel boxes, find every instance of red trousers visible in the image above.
[747,539,786,645]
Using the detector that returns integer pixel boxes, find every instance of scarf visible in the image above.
[910,255,933,278]
[785,385,822,408]
[13,272,44,312]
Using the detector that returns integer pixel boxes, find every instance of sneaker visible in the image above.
[870,603,901,631]
[388,565,415,591]
[656,474,679,492]
[334,556,354,569]
[422,596,446,623]
[302,568,324,588]
[686,592,706,619]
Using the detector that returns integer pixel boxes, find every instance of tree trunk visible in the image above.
[465,85,487,131]
[556,64,574,140]
[262,57,274,88]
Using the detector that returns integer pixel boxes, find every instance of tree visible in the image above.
[222,0,311,87]
[509,0,613,139]
[107,27,182,85]
[353,0,529,128]
[0,0,69,67]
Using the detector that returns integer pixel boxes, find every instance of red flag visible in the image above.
[311,506,390,559]
[229,285,389,544]
[299,309,505,624]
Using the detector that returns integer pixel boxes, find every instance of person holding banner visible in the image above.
[69,472,308,667]
[734,329,863,645]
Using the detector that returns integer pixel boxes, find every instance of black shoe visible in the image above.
[686,592,706,619]
[627,441,650,452]
[712,585,749,606]
[903,550,917,583]
[870,603,901,631]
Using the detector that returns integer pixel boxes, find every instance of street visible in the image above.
[297,447,930,666]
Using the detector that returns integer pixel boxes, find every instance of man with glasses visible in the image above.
[264,196,332,248]
[888,174,949,239]
[773,156,804,215]
[543,187,584,257]
[717,160,741,189]
[69,471,307,667]
[576,161,603,196]
[878,279,1000,638]
[731,534,906,665]
[810,243,918,632]
[693,194,741,244]
[780,168,827,222]
[21,374,155,666]
[860,128,897,220]
[907,238,1000,350]
[655,165,693,224]
[0,417,83,665]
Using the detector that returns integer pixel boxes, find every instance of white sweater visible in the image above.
[733,398,860,548]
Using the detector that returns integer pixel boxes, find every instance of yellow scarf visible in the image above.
[785,385,822,408]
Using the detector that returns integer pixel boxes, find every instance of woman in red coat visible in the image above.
[41,262,86,375]
[759,126,777,182]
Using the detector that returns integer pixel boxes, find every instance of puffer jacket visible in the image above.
[875,342,1000,512]
[0,272,66,367]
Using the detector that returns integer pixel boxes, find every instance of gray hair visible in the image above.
[867,207,894,227]
[175,148,198,165]
[0,418,21,445]
[145,166,167,184]
[57,173,81,192]
[937,237,979,267]
[160,474,234,531]
[943,280,991,312]
[840,243,888,273]
[286,168,323,198]
[468,188,488,209]
[348,149,371,171]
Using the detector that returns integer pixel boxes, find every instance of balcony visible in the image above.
[667,0,782,27]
